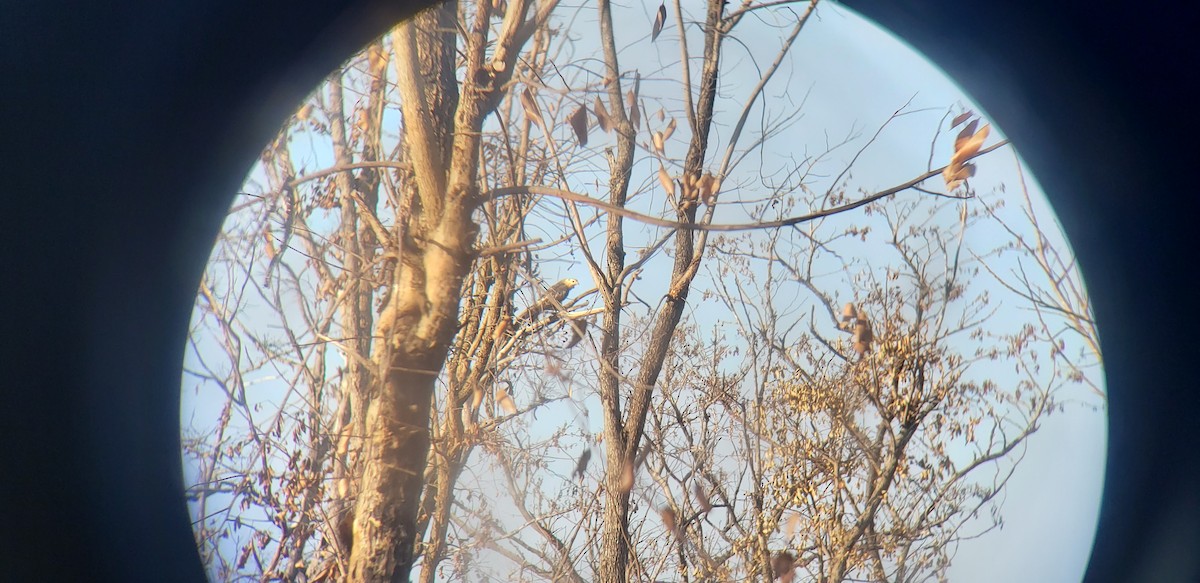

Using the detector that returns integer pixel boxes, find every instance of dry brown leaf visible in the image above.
[943,161,977,190]
[573,448,591,479]
[619,461,635,492]
[955,119,980,150]
[659,507,680,538]
[942,166,960,189]
[840,302,856,330]
[949,162,976,180]
[942,166,959,190]
[657,164,674,196]
[950,110,974,128]
[651,131,664,154]
[694,482,712,513]
[679,172,697,203]
[952,123,990,166]
[354,108,370,134]
[569,105,589,146]
[697,173,716,206]
[263,229,277,260]
[236,544,253,570]
[772,551,797,582]
[651,3,667,42]
[496,386,517,415]
[593,96,612,133]
[661,117,676,141]
[520,87,543,128]
[785,514,801,536]
[564,318,588,348]
[853,319,874,357]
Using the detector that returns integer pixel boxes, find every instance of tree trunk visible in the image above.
[594,3,725,582]
[594,0,634,569]
[598,472,634,582]
[344,0,539,577]
[347,2,467,580]
[349,363,438,582]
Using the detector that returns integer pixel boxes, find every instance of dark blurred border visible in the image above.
[1,1,1195,581]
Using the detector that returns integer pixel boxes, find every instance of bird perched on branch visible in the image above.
[516,278,579,323]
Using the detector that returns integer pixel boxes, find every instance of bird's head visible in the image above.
[562,277,579,289]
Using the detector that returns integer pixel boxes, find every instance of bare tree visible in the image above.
[180,2,1052,583]
[680,192,1054,583]
[977,153,1104,402]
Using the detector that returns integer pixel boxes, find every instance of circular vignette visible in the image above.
[1,1,1195,583]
